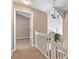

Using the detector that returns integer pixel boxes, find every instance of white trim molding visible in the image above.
[16,37,30,39]
[11,48,16,56]
[33,45,50,59]
[35,31,47,37]
[13,8,34,51]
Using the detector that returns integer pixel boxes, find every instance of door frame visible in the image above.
[13,8,34,50]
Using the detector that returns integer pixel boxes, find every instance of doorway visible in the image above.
[14,9,33,50]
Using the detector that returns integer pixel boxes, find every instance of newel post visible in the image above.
[50,32,56,59]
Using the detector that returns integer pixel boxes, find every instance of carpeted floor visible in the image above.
[12,47,48,59]
[12,39,48,59]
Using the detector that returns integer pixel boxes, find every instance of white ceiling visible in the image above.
[14,0,68,12]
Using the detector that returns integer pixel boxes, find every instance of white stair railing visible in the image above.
[34,31,67,59]
[47,32,68,59]
[56,48,65,59]
[35,31,48,56]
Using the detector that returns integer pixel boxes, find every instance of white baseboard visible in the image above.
[16,37,30,39]
[11,49,16,56]
[33,45,50,59]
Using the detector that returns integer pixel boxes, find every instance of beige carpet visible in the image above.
[12,47,48,59]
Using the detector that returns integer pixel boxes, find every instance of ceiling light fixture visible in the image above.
[51,0,59,19]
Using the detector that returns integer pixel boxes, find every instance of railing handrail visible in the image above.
[35,31,48,57]
[35,31,47,37]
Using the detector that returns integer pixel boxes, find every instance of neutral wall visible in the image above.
[16,14,30,39]
[63,11,68,50]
